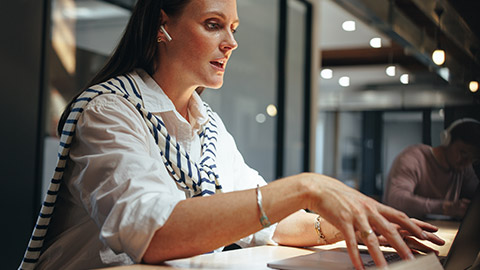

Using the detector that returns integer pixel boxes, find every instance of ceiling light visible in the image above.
[342,21,356,32]
[369,37,382,48]
[400,74,409,84]
[266,104,278,117]
[439,67,450,82]
[432,49,445,65]
[255,113,266,123]
[320,69,333,79]
[338,76,350,87]
[385,65,396,77]
[470,81,479,93]
[432,6,446,66]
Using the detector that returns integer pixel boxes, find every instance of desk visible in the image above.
[422,220,460,258]
[101,220,459,270]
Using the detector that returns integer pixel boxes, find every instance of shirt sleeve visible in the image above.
[69,95,184,263]
[384,147,444,218]
[231,145,278,247]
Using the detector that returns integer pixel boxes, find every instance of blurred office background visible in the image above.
[1,0,479,267]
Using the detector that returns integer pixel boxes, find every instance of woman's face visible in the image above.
[159,0,239,89]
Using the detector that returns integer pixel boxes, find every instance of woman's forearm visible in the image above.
[143,171,438,270]
[142,175,309,263]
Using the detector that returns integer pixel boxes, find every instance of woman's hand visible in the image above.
[301,173,444,270]
[356,218,445,254]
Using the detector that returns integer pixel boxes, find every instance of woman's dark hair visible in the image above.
[57,0,192,135]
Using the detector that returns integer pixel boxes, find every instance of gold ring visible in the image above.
[360,229,374,239]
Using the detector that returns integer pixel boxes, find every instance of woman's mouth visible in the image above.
[210,60,225,71]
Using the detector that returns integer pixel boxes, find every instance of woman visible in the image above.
[21,0,444,269]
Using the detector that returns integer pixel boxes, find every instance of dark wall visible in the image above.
[360,111,383,200]
[0,0,48,267]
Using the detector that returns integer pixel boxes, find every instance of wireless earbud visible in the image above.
[160,25,172,42]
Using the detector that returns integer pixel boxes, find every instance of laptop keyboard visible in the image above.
[363,253,402,267]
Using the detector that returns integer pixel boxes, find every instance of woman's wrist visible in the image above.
[314,216,328,244]
[294,172,321,210]
[314,216,344,245]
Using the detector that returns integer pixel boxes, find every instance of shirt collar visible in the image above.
[189,89,209,128]
[130,69,209,126]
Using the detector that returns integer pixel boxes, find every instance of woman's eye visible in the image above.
[205,20,237,34]
[206,22,221,30]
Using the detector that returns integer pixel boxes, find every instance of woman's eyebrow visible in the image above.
[204,11,239,24]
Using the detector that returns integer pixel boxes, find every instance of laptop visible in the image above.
[268,186,480,270]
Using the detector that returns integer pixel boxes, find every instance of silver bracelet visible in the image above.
[314,216,328,244]
[256,184,271,228]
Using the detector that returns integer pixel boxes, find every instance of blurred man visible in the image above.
[384,118,480,219]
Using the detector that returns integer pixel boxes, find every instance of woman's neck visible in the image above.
[152,69,197,121]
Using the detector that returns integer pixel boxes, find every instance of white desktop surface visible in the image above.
[100,220,457,270]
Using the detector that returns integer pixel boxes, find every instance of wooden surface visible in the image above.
[100,220,459,270]
[98,246,316,270]
[424,220,460,257]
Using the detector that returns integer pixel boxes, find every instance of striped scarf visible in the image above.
[20,73,222,269]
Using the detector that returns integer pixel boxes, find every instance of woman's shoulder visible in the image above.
[77,77,146,127]
[88,73,141,98]
[78,71,148,114]
[83,92,136,111]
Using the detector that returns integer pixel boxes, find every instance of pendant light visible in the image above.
[432,5,445,66]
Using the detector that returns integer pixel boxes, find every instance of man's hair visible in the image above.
[450,120,480,150]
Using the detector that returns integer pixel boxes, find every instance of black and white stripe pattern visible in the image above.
[20,74,221,269]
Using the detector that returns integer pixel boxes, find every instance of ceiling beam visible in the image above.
[321,43,424,70]
[331,0,480,89]
[408,0,480,63]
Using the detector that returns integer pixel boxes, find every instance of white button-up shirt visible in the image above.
[37,70,276,269]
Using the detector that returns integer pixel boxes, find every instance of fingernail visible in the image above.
[422,232,428,239]
[408,254,415,260]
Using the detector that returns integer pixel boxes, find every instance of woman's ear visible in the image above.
[159,25,172,42]
[157,10,171,41]
[160,9,169,23]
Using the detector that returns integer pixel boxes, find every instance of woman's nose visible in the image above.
[221,31,238,51]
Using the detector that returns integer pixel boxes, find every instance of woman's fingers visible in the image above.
[355,219,387,268]
[377,207,445,246]
[389,218,438,233]
[407,219,445,245]
[342,224,366,270]
[376,204,429,241]
[421,231,445,246]
[410,218,439,232]
[376,233,442,254]
[308,175,443,269]
[398,229,445,246]
[368,211,415,261]
[404,236,440,255]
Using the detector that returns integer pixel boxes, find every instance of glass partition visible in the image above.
[43,0,313,193]
[43,0,132,196]
[202,0,279,182]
